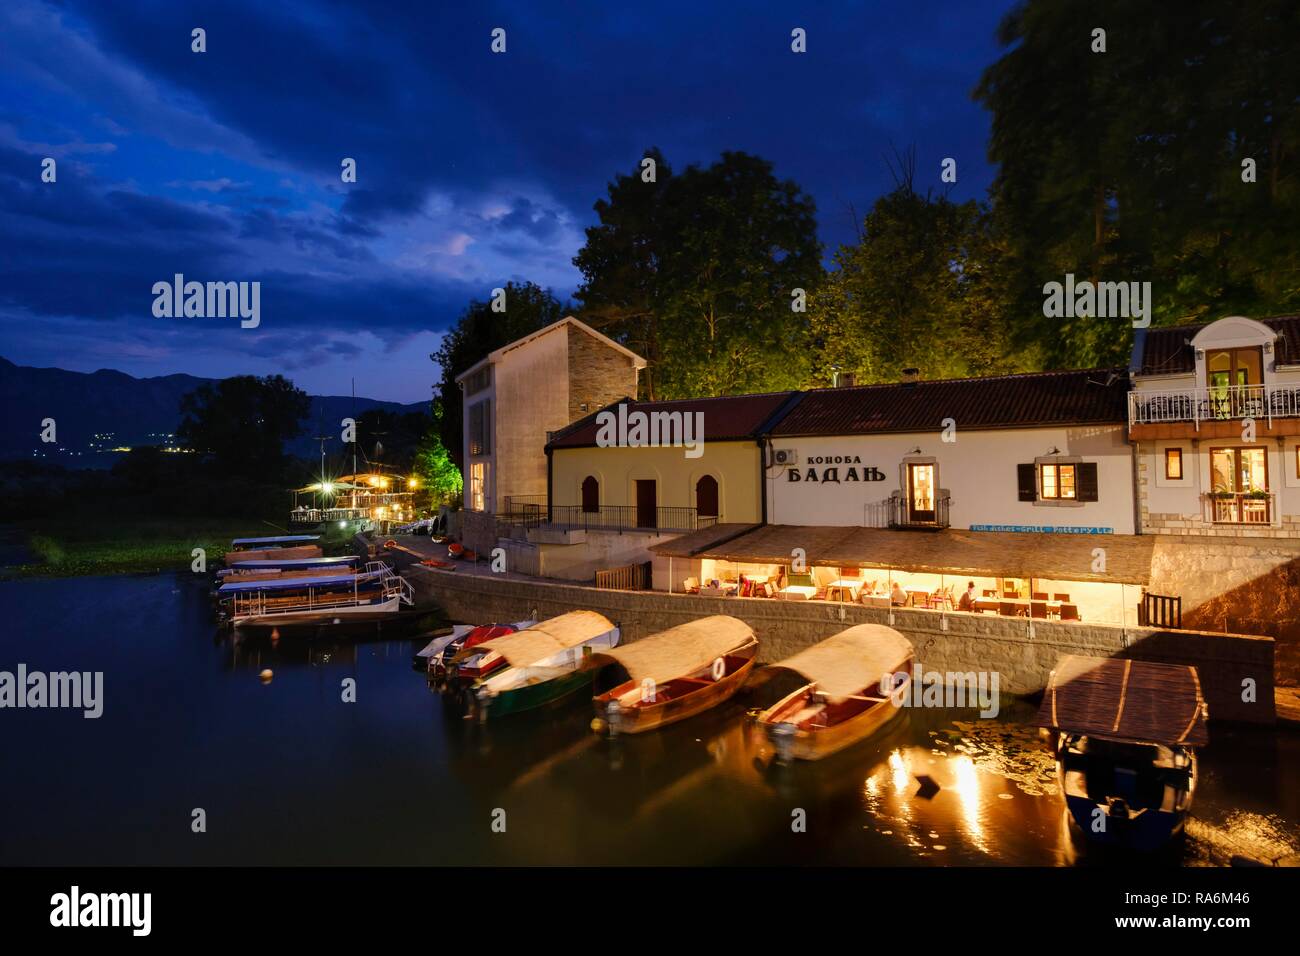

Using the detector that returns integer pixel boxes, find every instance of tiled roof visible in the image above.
[547,392,799,448]
[768,368,1129,436]
[1137,315,1300,375]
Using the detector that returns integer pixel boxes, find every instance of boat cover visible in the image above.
[228,555,358,570]
[767,625,912,701]
[587,615,754,686]
[231,535,322,547]
[458,611,616,667]
[218,570,382,595]
[1036,654,1208,746]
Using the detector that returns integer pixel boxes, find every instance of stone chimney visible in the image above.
[900,367,920,386]
[838,372,856,388]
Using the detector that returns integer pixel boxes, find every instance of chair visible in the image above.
[1052,593,1070,602]
[839,566,862,582]
[1060,605,1081,621]
[1032,592,1048,601]
[1030,602,1048,619]
[983,589,997,598]
[683,576,700,594]
[998,602,1018,617]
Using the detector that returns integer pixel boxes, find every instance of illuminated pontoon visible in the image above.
[290,471,420,527]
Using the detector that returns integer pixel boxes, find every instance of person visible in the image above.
[958,581,977,611]
[890,581,909,607]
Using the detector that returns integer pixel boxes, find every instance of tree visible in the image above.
[177,375,310,479]
[809,168,1025,386]
[974,0,1300,368]
[412,401,463,506]
[576,150,822,398]
[431,281,568,470]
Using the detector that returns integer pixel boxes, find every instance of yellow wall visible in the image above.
[551,441,763,522]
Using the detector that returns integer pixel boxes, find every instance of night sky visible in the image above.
[0,0,1012,403]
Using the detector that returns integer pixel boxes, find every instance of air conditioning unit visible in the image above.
[772,448,798,466]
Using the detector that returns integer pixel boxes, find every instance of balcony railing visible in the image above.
[1204,492,1274,525]
[865,495,952,530]
[497,503,717,534]
[1129,383,1300,428]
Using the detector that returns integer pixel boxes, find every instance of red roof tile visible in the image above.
[769,368,1129,436]
[1137,315,1300,375]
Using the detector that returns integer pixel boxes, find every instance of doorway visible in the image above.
[635,479,657,529]
[907,463,936,523]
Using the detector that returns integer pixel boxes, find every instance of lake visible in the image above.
[2,573,1298,866]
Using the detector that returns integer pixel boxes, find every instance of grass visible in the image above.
[3,516,295,578]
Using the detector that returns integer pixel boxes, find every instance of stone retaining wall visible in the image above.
[408,566,1274,725]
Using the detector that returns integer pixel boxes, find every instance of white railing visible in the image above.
[1129,383,1300,428]
[367,560,415,605]
[1204,492,1275,526]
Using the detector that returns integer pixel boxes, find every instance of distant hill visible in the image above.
[0,357,428,467]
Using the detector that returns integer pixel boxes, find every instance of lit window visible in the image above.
[1041,463,1076,500]
[1165,448,1183,480]
[470,462,485,512]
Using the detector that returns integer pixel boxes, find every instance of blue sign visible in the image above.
[969,524,1113,535]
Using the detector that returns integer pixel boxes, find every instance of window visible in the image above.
[581,476,599,513]
[470,462,485,511]
[695,475,719,518]
[464,366,491,396]
[468,400,491,456]
[1210,447,1267,494]
[1164,448,1183,480]
[1040,463,1076,499]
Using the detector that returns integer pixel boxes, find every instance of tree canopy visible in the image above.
[177,374,310,479]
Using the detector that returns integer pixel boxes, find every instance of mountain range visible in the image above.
[0,357,427,466]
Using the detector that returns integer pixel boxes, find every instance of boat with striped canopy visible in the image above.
[1037,654,1208,851]
[590,616,758,736]
[755,625,913,762]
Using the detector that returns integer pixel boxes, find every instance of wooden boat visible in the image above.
[1037,655,1207,852]
[456,611,621,720]
[223,544,323,564]
[230,534,322,550]
[220,561,413,628]
[220,555,359,577]
[590,616,758,736]
[755,624,913,762]
[419,619,536,684]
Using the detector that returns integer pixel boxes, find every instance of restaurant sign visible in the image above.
[787,456,886,484]
[970,524,1113,535]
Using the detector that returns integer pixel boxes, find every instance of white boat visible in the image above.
[224,561,414,628]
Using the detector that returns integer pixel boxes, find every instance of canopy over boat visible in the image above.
[766,625,912,701]
[1036,654,1208,747]
[588,616,754,686]
[459,611,616,667]
[231,535,321,548]
[218,570,382,595]
[228,555,358,570]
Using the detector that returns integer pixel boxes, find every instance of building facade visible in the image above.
[454,316,645,514]
[1128,314,1300,537]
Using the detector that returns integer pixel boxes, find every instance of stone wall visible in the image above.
[408,566,1274,724]
[567,325,638,422]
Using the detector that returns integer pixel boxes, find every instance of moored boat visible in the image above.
[417,620,536,684]
[223,535,323,565]
[1037,654,1207,852]
[590,616,758,736]
[219,561,413,628]
[755,624,913,762]
[456,611,621,720]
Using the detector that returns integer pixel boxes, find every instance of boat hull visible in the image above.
[594,649,757,735]
[232,595,401,628]
[477,668,595,719]
[758,663,911,761]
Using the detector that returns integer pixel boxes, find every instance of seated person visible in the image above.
[958,581,977,611]
[890,582,909,606]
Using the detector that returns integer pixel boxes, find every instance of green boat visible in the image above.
[454,610,621,721]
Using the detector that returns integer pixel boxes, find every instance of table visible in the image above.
[826,579,862,602]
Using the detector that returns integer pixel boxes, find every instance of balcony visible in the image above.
[865,494,952,530]
[1204,492,1274,526]
[1129,383,1300,431]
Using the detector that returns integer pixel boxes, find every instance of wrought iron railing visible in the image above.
[1204,492,1274,525]
[497,503,716,533]
[874,494,952,530]
[1129,383,1300,428]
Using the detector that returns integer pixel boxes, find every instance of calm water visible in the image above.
[2,572,1298,866]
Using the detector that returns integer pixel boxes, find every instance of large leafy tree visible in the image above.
[576,150,822,398]
[177,375,310,479]
[975,0,1300,368]
[412,400,463,506]
[810,169,1024,386]
[431,281,568,469]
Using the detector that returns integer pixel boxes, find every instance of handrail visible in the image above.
[1129,382,1300,428]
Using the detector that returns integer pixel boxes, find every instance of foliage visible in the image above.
[412,401,463,505]
[177,375,311,479]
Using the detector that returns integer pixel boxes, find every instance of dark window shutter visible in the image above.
[1077,462,1099,502]
[1017,464,1037,501]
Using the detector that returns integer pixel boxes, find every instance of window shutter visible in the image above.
[1017,464,1037,501]
[1077,462,1099,502]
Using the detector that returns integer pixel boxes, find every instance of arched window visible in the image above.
[695,475,719,518]
[581,476,600,513]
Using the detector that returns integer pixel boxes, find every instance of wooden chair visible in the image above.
[1060,604,1081,621]
[1030,602,1048,619]
[1032,591,1049,601]
[998,602,1018,617]
[683,576,700,594]
[1053,593,1070,602]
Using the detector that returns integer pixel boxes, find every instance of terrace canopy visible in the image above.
[651,524,1154,585]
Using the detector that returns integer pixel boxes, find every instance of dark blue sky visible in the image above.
[0,0,1014,403]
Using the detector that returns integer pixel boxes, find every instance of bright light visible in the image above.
[322,482,334,494]
[407,477,418,489]
[338,520,347,529]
